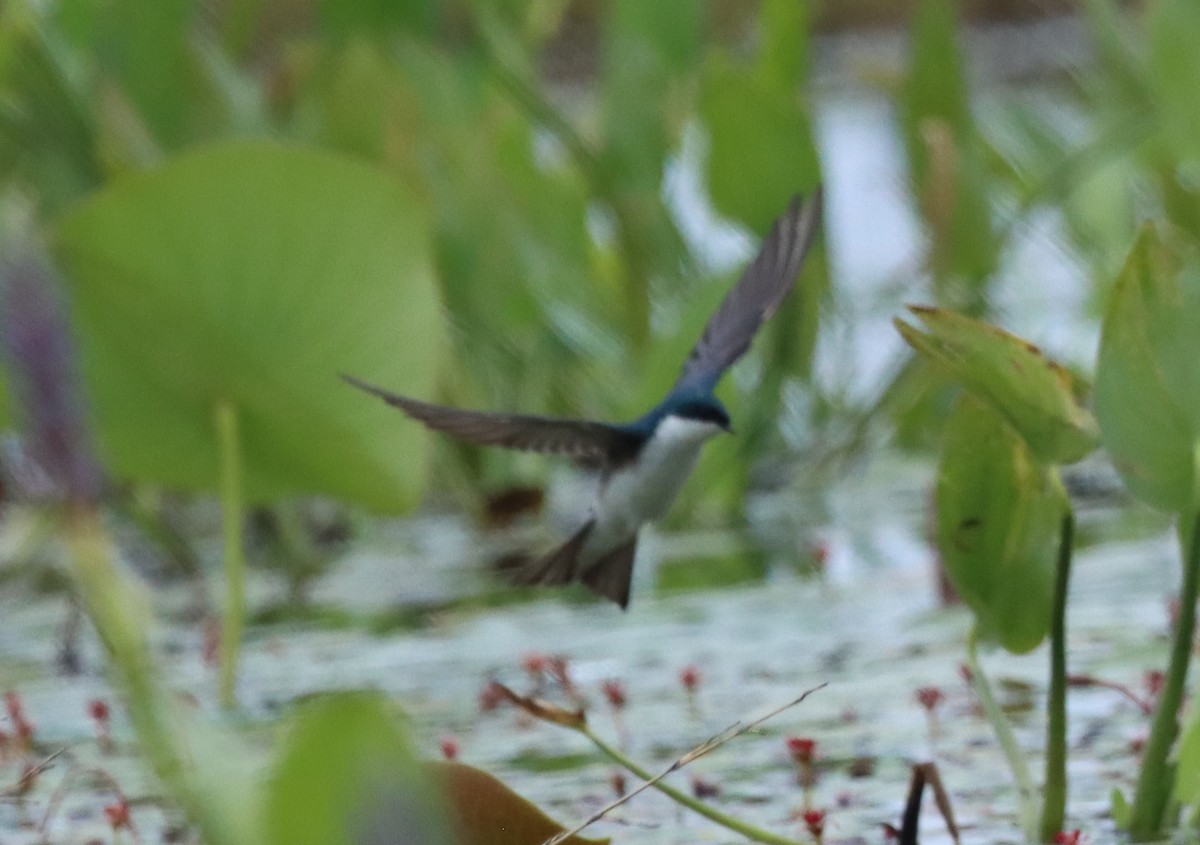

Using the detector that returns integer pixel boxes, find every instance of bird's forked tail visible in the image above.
[506,521,639,610]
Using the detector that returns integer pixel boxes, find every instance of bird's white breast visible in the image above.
[584,415,724,556]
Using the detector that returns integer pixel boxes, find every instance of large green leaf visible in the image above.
[936,395,1066,653]
[54,140,442,511]
[266,692,449,845]
[699,58,817,234]
[896,306,1100,465]
[600,0,699,190]
[700,0,818,232]
[1095,224,1198,512]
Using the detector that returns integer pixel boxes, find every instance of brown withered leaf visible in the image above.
[427,761,608,845]
[492,683,586,729]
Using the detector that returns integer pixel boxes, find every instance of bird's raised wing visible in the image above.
[672,188,823,395]
[343,375,645,469]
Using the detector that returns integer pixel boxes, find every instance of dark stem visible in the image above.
[1039,509,1074,841]
[898,763,927,845]
[1128,510,1200,840]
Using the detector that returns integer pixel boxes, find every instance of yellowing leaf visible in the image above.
[896,307,1099,465]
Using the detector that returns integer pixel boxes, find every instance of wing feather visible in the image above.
[342,375,644,468]
[672,187,823,394]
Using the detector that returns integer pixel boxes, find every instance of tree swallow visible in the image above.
[345,189,822,609]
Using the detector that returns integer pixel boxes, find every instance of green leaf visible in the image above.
[600,0,699,189]
[1095,224,1197,512]
[1147,0,1200,166]
[0,366,9,428]
[899,0,997,294]
[0,7,102,215]
[1175,704,1200,809]
[68,0,194,146]
[266,692,449,845]
[900,0,970,172]
[896,307,1100,465]
[756,0,810,89]
[319,0,438,39]
[1111,787,1131,828]
[699,57,818,233]
[936,395,1066,653]
[54,140,442,512]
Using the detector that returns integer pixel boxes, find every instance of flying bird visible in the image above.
[345,189,823,609]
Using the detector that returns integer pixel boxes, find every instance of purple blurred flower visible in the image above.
[0,246,102,505]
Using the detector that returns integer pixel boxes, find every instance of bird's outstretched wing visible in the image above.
[672,187,823,394]
[342,375,645,469]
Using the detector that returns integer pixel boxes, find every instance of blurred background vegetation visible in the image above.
[0,0,1190,606]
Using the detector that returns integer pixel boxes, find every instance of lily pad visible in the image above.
[54,140,442,511]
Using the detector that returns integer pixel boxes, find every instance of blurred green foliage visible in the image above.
[0,0,824,517]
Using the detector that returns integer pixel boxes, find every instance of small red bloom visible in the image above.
[478,680,506,713]
[1052,829,1082,845]
[786,736,817,765]
[679,665,702,693]
[439,736,459,760]
[4,691,33,745]
[14,716,34,745]
[89,698,110,724]
[609,770,627,797]
[601,679,627,710]
[958,663,974,684]
[201,617,220,667]
[803,808,826,837]
[522,652,549,676]
[1144,670,1165,699]
[4,691,24,721]
[915,686,945,712]
[104,800,131,830]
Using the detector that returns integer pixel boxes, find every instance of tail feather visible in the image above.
[507,521,594,588]
[580,535,638,610]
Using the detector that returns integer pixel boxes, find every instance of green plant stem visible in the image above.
[1039,509,1074,842]
[965,631,1040,841]
[1128,510,1200,840]
[579,725,803,845]
[64,507,249,845]
[215,400,246,709]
